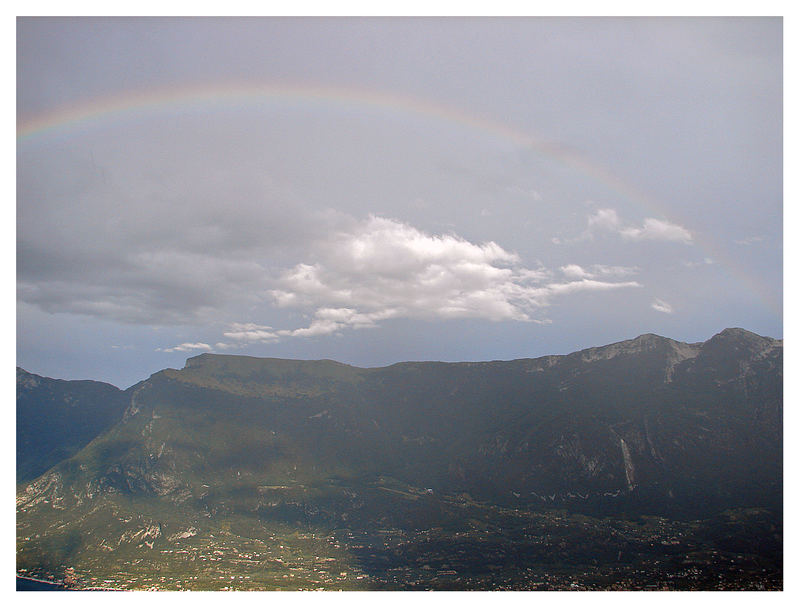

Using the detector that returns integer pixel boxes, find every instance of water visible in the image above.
[16,577,66,591]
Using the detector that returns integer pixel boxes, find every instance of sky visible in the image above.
[16,16,783,389]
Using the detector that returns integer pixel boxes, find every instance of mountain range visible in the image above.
[16,328,782,590]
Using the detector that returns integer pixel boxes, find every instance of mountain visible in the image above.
[16,368,128,484]
[16,329,782,590]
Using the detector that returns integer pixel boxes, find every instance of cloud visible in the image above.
[18,243,274,325]
[734,235,765,246]
[157,342,211,353]
[276,308,397,338]
[256,216,641,340]
[591,264,640,277]
[544,279,642,297]
[620,218,693,244]
[651,298,674,314]
[582,209,693,244]
[222,323,279,343]
[587,208,623,232]
[560,264,592,279]
[16,150,343,326]
[560,264,639,280]
[683,258,715,268]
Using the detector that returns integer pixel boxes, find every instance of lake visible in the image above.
[16,577,66,591]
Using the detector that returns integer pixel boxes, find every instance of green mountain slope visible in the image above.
[16,329,782,590]
[16,368,129,484]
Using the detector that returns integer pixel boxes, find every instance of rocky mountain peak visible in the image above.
[576,331,698,363]
[702,327,781,357]
[17,367,40,389]
[710,327,777,344]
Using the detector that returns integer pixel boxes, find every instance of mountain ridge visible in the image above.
[16,368,129,484]
[18,327,779,390]
[17,327,782,590]
[178,327,778,372]
[156,328,783,382]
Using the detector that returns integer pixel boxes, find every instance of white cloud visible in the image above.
[587,208,622,232]
[275,308,398,338]
[157,342,211,353]
[222,323,279,343]
[651,298,674,314]
[592,264,640,277]
[257,216,641,339]
[142,216,647,348]
[560,264,639,280]
[544,279,641,297]
[583,208,693,244]
[620,218,692,244]
[560,264,592,279]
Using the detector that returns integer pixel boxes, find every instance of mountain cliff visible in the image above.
[16,329,782,590]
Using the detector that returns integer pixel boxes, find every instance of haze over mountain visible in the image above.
[17,328,782,590]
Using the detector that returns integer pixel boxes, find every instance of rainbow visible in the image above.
[17,81,662,210]
[17,82,780,318]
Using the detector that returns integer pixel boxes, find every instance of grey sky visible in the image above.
[17,17,782,388]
